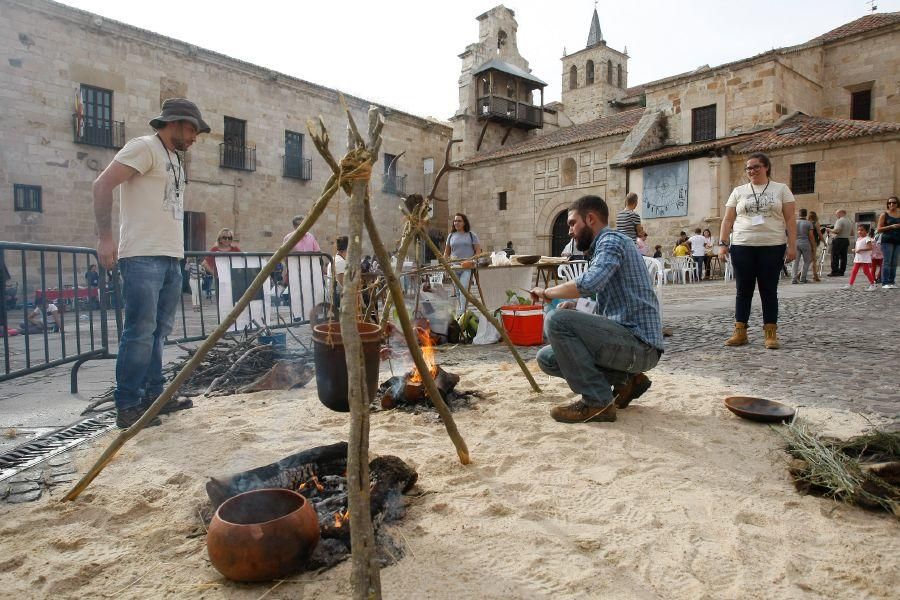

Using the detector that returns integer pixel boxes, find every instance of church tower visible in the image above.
[451,6,546,161]
[560,7,629,124]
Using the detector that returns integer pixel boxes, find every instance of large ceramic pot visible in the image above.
[312,321,382,412]
[207,488,320,582]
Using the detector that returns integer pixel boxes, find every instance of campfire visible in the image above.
[206,442,417,570]
[377,326,462,409]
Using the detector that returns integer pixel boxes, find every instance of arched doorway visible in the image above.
[551,210,570,257]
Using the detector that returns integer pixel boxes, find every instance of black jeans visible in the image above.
[729,244,786,325]
[831,238,849,275]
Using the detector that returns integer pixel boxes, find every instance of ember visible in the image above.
[206,442,417,571]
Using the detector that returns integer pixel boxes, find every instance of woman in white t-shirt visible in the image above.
[718,152,797,349]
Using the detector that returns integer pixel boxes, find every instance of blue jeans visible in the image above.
[882,242,898,285]
[729,244,785,324]
[536,309,661,406]
[114,256,182,410]
[454,269,473,314]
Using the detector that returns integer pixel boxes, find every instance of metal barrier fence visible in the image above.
[1,243,332,390]
[1,242,114,391]
[170,251,332,344]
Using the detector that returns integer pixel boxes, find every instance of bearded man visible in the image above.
[93,98,209,428]
[530,195,664,424]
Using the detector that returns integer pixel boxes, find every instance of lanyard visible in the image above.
[750,181,769,213]
[157,134,182,194]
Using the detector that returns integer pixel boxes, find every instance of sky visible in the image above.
[57,0,898,120]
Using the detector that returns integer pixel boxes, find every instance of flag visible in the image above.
[74,89,84,138]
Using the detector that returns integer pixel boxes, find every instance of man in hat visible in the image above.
[92,98,210,429]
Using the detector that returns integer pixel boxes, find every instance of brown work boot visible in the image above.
[614,373,652,409]
[141,395,194,415]
[724,322,748,346]
[551,400,617,423]
[116,406,162,429]
[763,323,780,350]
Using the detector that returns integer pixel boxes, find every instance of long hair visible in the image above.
[453,213,471,233]
[216,228,234,242]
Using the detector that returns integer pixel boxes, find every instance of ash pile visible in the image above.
[205,442,418,570]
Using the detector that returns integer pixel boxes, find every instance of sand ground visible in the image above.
[1,343,897,599]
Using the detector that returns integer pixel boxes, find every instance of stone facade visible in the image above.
[0,0,451,260]
[560,44,629,124]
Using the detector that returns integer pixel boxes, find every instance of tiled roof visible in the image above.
[461,108,644,165]
[732,114,900,153]
[814,12,900,43]
[618,133,759,168]
[473,58,547,87]
[620,114,900,168]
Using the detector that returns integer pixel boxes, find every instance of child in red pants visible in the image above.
[845,224,876,291]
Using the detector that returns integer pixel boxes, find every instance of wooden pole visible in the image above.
[416,228,542,393]
[63,121,342,501]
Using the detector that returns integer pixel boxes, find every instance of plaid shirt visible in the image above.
[574,226,664,351]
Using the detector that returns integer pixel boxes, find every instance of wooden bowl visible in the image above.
[723,396,795,423]
[514,255,541,265]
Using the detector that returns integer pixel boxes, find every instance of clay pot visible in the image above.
[207,488,320,582]
[312,321,382,412]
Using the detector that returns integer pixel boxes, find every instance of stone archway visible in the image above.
[550,210,570,257]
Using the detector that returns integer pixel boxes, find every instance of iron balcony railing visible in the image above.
[219,143,257,171]
[476,95,543,129]
[72,114,125,149]
[382,174,407,196]
[283,156,312,180]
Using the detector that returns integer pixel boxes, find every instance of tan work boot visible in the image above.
[724,322,748,346]
[551,400,617,423]
[763,323,780,349]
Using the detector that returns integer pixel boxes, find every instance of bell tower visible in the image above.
[560,6,629,124]
[451,5,546,160]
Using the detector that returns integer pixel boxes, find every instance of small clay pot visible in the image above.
[207,488,320,582]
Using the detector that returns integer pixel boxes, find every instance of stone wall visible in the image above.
[560,44,628,124]
[450,134,627,256]
[820,25,900,123]
[0,0,451,258]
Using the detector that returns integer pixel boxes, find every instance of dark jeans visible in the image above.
[536,309,661,406]
[729,244,786,325]
[115,256,182,410]
[831,238,849,275]
[882,242,898,285]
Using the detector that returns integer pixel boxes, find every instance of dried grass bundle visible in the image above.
[776,420,900,517]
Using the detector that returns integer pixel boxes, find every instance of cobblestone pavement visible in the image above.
[657,280,898,427]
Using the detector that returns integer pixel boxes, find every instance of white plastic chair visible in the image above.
[643,256,664,320]
[671,257,696,284]
[723,255,734,282]
[557,261,588,282]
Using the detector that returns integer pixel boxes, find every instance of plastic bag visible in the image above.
[472,309,500,344]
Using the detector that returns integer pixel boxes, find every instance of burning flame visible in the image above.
[409,328,438,384]
[333,510,350,528]
[296,474,324,493]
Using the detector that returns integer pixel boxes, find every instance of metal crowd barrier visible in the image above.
[1,243,332,391]
[170,251,332,344]
[1,242,114,391]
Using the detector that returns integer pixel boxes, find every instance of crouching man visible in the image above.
[530,195,663,423]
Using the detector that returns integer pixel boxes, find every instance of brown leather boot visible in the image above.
[614,373,652,409]
[551,400,617,423]
[763,323,780,349]
[724,322,748,346]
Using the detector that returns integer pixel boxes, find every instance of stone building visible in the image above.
[450,7,900,255]
[0,0,452,264]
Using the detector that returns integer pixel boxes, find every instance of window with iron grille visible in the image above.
[851,89,872,121]
[283,130,311,180]
[13,184,42,212]
[221,116,254,171]
[790,162,816,195]
[498,191,507,211]
[691,104,716,142]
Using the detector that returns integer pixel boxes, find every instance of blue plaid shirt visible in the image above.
[574,227,664,351]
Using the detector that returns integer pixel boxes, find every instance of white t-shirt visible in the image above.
[725,180,795,246]
[853,237,872,264]
[113,135,185,259]
[327,254,347,290]
[687,234,707,257]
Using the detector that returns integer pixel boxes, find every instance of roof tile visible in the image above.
[814,12,900,43]
[461,108,644,165]
[732,114,900,153]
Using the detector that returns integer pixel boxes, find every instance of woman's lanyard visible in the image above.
[156,134,182,194]
[750,181,769,213]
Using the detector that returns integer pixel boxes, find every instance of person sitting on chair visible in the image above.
[530,195,664,424]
